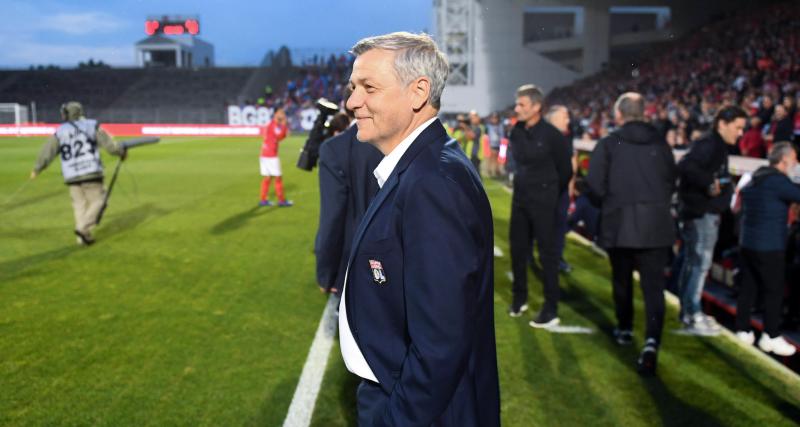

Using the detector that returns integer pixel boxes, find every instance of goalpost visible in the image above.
[0,103,31,126]
[0,103,34,137]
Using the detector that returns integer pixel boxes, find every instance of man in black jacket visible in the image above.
[676,105,747,334]
[315,87,383,293]
[508,84,573,328]
[586,92,676,376]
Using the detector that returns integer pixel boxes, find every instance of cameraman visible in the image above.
[315,86,382,293]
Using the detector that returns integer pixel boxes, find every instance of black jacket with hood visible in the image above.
[586,121,677,248]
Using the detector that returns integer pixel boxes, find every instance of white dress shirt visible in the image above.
[338,116,439,383]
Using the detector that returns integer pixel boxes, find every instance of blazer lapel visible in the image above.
[344,119,449,272]
[346,172,398,270]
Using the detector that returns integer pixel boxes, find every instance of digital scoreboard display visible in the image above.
[145,17,200,36]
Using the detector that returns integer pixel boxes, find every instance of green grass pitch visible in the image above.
[1,136,799,426]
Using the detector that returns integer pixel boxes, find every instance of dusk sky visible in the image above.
[1,0,433,68]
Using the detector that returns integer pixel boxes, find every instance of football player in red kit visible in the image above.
[259,108,292,206]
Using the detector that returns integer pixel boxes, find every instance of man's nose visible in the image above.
[347,89,363,111]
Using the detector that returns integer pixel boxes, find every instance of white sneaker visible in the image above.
[758,334,797,356]
[735,331,755,346]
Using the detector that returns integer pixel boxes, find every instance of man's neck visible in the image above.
[375,110,437,155]
[525,115,541,128]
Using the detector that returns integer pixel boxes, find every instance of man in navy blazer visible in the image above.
[339,32,500,426]
[316,87,383,293]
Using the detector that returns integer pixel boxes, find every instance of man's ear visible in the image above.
[410,77,431,111]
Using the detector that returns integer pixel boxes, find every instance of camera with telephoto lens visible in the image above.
[296,98,340,171]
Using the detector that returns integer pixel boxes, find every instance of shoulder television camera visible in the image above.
[296,98,340,171]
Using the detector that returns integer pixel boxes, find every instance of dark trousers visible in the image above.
[608,247,668,343]
[357,380,482,427]
[510,199,560,314]
[555,191,570,261]
[736,249,785,337]
[357,380,386,426]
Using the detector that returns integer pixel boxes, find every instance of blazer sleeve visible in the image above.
[315,140,348,288]
[376,173,481,426]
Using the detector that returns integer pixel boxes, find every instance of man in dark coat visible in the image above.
[676,105,747,334]
[735,142,800,356]
[315,87,383,293]
[586,92,677,376]
[508,84,573,328]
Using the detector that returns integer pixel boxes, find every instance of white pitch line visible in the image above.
[282,294,339,427]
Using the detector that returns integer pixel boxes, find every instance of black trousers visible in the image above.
[510,199,560,314]
[608,247,668,343]
[736,248,785,337]
[555,191,570,262]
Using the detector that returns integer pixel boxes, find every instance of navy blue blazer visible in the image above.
[316,125,383,291]
[344,120,500,426]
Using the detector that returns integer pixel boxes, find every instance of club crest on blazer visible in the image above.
[369,259,387,285]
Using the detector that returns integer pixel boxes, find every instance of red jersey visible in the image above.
[260,120,288,157]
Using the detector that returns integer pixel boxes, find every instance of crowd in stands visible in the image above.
[245,54,354,123]
[443,2,800,355]
[547,2,800,156]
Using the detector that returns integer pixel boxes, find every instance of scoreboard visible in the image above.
[145,16,200,36]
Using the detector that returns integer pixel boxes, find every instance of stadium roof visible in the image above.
[135,35,196,47]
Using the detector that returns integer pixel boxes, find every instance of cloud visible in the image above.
[38,12,127,35]
[0,38,134,67]
[0,6,135,67]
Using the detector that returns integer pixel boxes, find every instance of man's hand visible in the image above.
[318,285,338,294]
[708,179,721,197]
[30,170,37,180]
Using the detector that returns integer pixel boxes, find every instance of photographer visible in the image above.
[30,101,126,245]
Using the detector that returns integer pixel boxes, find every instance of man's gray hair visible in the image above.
[351,32,449,109]
[614,92,645,121]
[516,84,544,105]
[768,141,796,166]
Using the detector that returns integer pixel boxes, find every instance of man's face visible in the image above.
[515,96,540,124]
[549,108,570,134]
[469,112,480,125]
[274,109,286,124]
[787,151,798,172]
[346,49,414,147]
[718,117,746,145]
[775,105,787,120]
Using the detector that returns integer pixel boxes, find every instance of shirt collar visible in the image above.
[373,117,438,188]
